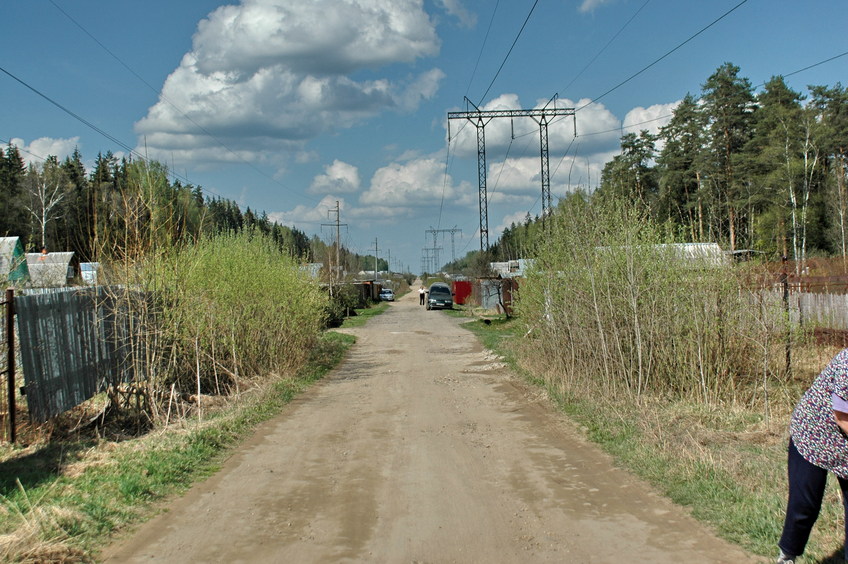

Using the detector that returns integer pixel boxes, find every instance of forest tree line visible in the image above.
[454,63,848,274]
[0,146,385,273]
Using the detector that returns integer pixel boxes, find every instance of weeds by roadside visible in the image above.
[452,309,846,562]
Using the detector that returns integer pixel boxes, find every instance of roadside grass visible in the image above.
[339,302,390,328]
[0,330,355,563]
[451,310,846,562]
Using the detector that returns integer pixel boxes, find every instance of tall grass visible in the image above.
[135,231,328,404]
[518,195,791,406]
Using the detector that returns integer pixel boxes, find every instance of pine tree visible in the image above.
[701,63,756,251]
[60,147,91,258]
[0,144,30,242]
[657,94,708,240]
[810,84,848,260]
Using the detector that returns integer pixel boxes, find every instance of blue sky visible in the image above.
[2,0,847,273]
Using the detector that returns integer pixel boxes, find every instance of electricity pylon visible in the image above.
[448,95,575,250]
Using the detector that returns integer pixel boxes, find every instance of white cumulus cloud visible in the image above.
[578,0,614,14]
[359,156,474,216]
[268,195,347,227]
[495,210,533,237]
[10,137,81,166]
[309,160,361,195]
[135,0,444,165]
[622,101,679,136]
[437,0,477,27]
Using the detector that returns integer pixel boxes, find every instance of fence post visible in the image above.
[5,288,15,444]
[781,256,791,378]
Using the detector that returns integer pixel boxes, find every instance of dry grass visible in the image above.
[0,331,354,562]
[511,334,848,559]
[0,480,87,564]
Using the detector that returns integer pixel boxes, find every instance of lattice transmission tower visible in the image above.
[448,95,576,251]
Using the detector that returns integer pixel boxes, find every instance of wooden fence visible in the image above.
[792,291,848,330]
[1,289,17,442]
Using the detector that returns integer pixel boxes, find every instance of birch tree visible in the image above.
[26,156,66,250]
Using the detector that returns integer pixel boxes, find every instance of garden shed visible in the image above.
[658,242,729,267]
[80,262,100,285]
[0,236,29,285]
[26,251,78,288]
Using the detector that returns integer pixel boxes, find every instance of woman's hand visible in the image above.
[835,409,848,437]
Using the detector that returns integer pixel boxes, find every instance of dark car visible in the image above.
[426,282,453,310]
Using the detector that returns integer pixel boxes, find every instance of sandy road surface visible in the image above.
[104,289,759,563]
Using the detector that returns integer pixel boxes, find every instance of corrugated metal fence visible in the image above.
[15,286,150,422]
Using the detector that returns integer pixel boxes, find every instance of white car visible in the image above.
[379,288,395,301]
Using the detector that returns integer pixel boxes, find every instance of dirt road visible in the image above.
[104,289,758,563]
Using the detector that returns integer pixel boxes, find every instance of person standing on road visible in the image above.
[777,348,848,564]
[419,285,426,306]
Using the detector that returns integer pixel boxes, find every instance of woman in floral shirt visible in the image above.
[778,348,848,563]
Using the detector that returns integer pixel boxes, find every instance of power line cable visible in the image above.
[758,49,848,85]
[464,0,501,99]
[48,0,319,207]
[0,65,229,197]
[0,137,48,164]
[436,136,453,230]
[570,49,848,140]
[562,0,651,97]
[576,0,749,113]
[1,65,136,156]
[477,0,540,106]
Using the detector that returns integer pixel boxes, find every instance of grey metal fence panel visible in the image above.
[15,286,149,422]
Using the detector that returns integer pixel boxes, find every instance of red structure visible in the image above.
[452,280,472,305]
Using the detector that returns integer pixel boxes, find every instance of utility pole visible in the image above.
[372,238,379,282]
[321,200,347,296]
[448,95,576,245]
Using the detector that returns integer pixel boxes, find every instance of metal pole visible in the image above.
[475,118,489,252]
[539,115,551,222]
[6,288,15,444]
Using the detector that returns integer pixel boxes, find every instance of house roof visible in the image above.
[0,237,29,282]
[0,237,20,258]
[26,252,76,287]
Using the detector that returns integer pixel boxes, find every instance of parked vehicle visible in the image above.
[379,288,395,301]
[426,283,453,310]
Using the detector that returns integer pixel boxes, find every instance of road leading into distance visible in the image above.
[104,287,758,563]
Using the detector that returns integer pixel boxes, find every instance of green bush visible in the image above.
[140,230,328,395]
[518,195,789,404]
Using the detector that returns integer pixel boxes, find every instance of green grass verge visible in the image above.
[0,330,355,562]
[450,311,844,562]
[339,301,390,328]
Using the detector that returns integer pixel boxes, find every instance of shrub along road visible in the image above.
[103,289,756,563]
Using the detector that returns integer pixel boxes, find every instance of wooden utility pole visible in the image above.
[372,238,379,282]
[322,201,347,296]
